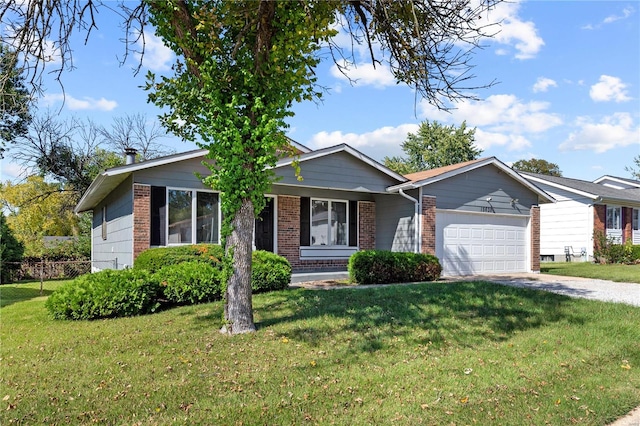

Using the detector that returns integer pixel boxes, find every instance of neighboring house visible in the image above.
[520,172,640,262]
[75,144,552,276]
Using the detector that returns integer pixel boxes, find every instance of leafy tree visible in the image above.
[384,120,481,174]
[0,45,32,157]
[0,176,80,257]
[0,211,24,282]
[512,158,562,176]
[3,0,502,334]
[626,155,640,180]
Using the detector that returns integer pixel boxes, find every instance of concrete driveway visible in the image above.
[445,273,640,307]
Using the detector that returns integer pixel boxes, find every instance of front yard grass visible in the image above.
[541,262,640,283]
[1,279,639,425]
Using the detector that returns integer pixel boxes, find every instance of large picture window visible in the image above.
[311,199,347,246]
[168,189,219,244]
[606,206,621,230]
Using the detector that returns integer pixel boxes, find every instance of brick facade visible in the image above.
[530,206,540,273]
[133,184,151,260]
[276,196,375,272]
[277,195,301,266]
[593,204,606,253]
[358,201,376,250]
[421,195,436,255]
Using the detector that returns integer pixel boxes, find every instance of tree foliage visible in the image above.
[0,45,32,157]
[2,0,502,334]
[384,120,481,174]
[0,211,24,262]
[0,175,79,256]
[512,158,562,177]
[626,155,640,180]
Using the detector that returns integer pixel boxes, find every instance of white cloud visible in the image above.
[582,6,635,30]
[559,113,640,153]
[309,124,419,151]
[418,93,562,151]
[0,161,26,182]
[330,61,396,89]
[480,1,544,59]
[41,93,118,111]
[533,77,557,93]
[136,31,174,72]
[589,75,632,103]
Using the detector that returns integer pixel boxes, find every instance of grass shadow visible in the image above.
[0,284,53,308]
[254,281,581,355]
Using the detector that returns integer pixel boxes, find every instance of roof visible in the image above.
[387,157,554,203]
[75,149,210,213]
[593,175,640,189]
[521,172,640,206]
[75,143,406,214]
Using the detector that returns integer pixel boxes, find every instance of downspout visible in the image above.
[398,189,420,254]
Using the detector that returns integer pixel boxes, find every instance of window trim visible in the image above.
[166,187,221,245]
[633,208,639,232]
[606,205,622,230]
[309,197,349,247]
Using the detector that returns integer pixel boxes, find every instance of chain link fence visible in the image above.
[1,259,120,284]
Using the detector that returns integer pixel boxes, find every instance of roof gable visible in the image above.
[521,172,640,206]
[387,157,553,203]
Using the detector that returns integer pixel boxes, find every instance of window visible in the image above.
[633,209,639,231]
[101,206,107,240]
[606,206,621,230]
[310,199,348,246]
[168,189,219,244]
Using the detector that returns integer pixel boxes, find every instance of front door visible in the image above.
[255,197,274,252]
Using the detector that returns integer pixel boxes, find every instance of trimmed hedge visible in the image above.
[349,250,442,285]
[155,261,222,305]
[45,269,161,320]
[252,250,292,293]
[133,244,224,273]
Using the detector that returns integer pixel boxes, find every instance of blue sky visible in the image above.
[1,0,638,182]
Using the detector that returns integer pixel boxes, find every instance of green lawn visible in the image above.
[1,279,639,425]
[541,262,640,283]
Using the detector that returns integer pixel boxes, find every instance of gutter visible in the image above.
[398,189,420,254]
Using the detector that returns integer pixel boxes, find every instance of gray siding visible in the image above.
[276,152,398,193]
[374,192,416,251]
[133,157,212,189]
[92,176,134,269]
[425,166,537,215]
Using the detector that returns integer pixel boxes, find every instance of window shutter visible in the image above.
[150,186,166,246]
[300,197,310,246]
[349,200,357,247]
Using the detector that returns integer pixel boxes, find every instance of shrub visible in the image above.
[155,261,222,305]
[593,231,640,264]
[134,244,224,273]
[251,250,291,293]
[349,250,442,285]
[45,269,161,320]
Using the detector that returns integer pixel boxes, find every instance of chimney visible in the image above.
[124,147,137,165]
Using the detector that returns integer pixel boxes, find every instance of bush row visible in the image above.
[349,250,441,284]
[46,246,291,320]
[593,232,640,264]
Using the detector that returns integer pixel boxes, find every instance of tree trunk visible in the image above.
[222,197,256,334]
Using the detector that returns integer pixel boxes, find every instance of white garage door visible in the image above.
[436,211,529,276]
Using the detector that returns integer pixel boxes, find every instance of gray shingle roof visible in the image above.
[521,172,640,205]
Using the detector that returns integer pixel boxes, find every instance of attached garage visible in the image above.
[436,211,529,276]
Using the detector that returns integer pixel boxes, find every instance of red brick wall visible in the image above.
[530,206,540,272]
[133,184,151,260]
[593,204,606,253]
[358,201,376,250]
[277,195,300,266]
[421,196,436,255]
[623,207,633,243]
